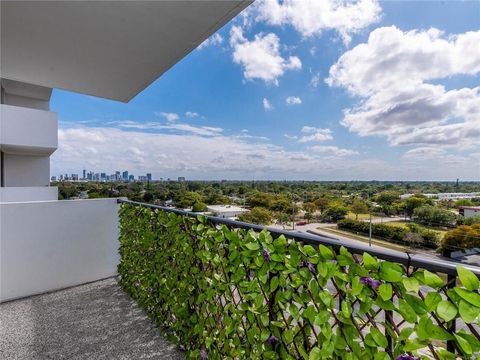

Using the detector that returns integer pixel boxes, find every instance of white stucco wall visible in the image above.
[0,186,58,202]
[3,154,51,187]
[0,198,119,302]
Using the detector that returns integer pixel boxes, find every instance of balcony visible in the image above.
[2,199,480,359]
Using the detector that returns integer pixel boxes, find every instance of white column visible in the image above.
[0,79,58,202]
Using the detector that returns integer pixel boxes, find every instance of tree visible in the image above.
[314,198,330,214]
[350,199,368,220]
[238,207,273,225]
[302,202,317,214]
[323,203,349,222]
[246,192,274,209]
[176,191,204,208]
[192,202,208,212]
[404,196,427,217]
[403,232,424,249]
[143,192,154,203]
[413,205,457,227]
[375,191,400,205]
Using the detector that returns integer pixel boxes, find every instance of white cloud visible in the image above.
[326,26,480,148]
[156,112,179,122]
[402,147,445,161]
[230,25,301,85]
[52,124,477,180]
[52,124,384,180]
[251,0,381,44]
[286,96,302,105]
[185,111,199,118]
[284,134,298,140]
[197,33,223,49]
[310,72,321,88]
[263,98,274,111]
[115,120,223,137]
[298,126,333,143]
[309,145,359,157]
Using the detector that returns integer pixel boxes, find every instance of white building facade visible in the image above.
[0,0,251,301]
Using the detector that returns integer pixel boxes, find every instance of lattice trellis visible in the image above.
[118,203,480,359]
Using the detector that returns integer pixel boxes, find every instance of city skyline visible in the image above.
[50,0,480,181]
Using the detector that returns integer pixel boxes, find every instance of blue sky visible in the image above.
[51,0,480,181]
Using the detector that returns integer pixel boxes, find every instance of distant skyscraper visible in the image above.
[146,173,152,181]
[178,176,186,182]
[128,174,134,181]
[83,169,86,179]
[122,171,129,181]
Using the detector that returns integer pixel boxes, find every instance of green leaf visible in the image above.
[370,327,388,348]
[379,262,403,282]
[403,339,428,351]
[454,287,480,307]
[309,347,321,360]
[271,276,279,292]
[436,301,457,322]
[457,266,479,291]
[373,353,391,360]
[404,294,427,315]
[378,283,392,301]
[304,245,317,257]
[351,276,363,296]
[363,252,378,270]
[458,299,480,323]
[402,277,419,293]
[318,244,334,260]
[341,300,351,318]
[398,299,417,323]
[454,333,473,355]
[423,270,444,288]
[424,292,442,312]
[245,242,260,250]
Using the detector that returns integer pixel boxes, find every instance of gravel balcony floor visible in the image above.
[0,278,182,360]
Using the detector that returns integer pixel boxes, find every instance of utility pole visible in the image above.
[367,193,372,247]
[292,199,295,230]
[369,212,372,247]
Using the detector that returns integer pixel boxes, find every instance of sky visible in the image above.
[50,0,480,181]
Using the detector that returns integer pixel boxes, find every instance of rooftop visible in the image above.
[0,278,181,360]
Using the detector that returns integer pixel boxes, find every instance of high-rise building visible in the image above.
[146,173,152,181]
[128,175,135,181]
[122,171,129,181]
[178,176,186,182]
[82,169,86,179]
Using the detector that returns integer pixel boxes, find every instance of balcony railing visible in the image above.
[117,199,480,359]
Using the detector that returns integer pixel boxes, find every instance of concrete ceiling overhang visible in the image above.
[1,0,252,102]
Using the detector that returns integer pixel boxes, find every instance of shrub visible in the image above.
[322,203,349,222]
[192,202,208,212]
[238,207,273,225]
[441,224,480,255]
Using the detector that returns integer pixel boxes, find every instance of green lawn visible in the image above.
[346,212,373,221]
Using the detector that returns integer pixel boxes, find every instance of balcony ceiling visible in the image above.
[0,0,251,102]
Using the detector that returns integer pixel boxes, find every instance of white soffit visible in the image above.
[1,0,251,102]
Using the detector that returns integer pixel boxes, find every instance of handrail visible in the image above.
[117,199,480,276]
